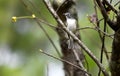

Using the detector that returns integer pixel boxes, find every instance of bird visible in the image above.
[64,13,77,33]
[64,12,77,49]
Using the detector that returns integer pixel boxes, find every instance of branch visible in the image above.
[20,0,61,57]
[104,0,118,14]
[93,0,109,61]
[43,0,109,76]
[114,1,120,6]
[95,0,116,31]
[72,49,88,75]
[35,18,61,57]
[36,17,57,29]
[39,49,90,75]
[98,19,107,76]
[77,26,113,39]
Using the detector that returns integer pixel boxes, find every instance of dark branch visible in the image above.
[95,0,116,31]
[104,0,118,14]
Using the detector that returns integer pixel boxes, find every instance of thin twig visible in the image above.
[98,19,107,76]
[97,18,104,23]
[93,0,109,61]
[27,0,45,19]
[20,0,33,14]
[101,19,107,64]
[20,0,61,57]
[39,49,91,75]
[104,0,118,14]
[114,1,120,6]
[95,0,115,31]
[36,17,57,29]
[72,49,89,76]
[77,26,113,39]
[43,0,109,76]
[35,18,61,57]
[95,26,113,38]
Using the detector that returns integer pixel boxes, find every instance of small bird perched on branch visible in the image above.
[64,12,77,33]
[64,12,77,49]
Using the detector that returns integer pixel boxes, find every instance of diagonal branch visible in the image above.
[20,0,61,57]
[77,26,113,39]
[36,18,57,29]
[39,49,90,75]
[95,0,116,31]
[103,0,118,14]
[35,18,61,57]
[43,0,109,76]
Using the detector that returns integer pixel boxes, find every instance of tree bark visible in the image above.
[52,0,86,76]
[110,14,120,76]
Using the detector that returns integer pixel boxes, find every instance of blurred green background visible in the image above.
[0,0,117,76]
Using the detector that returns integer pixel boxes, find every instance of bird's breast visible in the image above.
[66,19,76,32]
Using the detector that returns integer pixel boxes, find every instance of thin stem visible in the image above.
[20,0,33,14]
[37,18,57,29]
[77,26,113,39]
[27,0,46,19]
[72,49,89,76]
[35,18,61,57]
[94,0,109,60]
[39,49,91,75]
[114,1,120,6]
[98,19,107,76]
[20,0,61,59]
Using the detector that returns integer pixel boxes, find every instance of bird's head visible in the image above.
[63,13,72,19]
